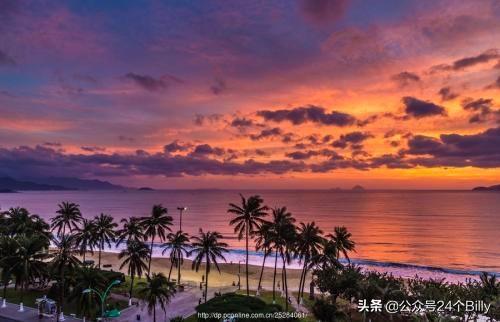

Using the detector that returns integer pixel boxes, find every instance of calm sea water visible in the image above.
[1,190,499,281]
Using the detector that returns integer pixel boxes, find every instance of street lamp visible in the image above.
[82,279,121,320]
[177,207,187,231]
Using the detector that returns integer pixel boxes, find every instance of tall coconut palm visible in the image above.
[140,205,173,275]
[161,231,190,285]
[255,220,272,293]
[228,194,268,296]
[327,226,356,263]
[51,235,81,322]
[5,207,51,239]
[138,273,176,322]
[189,229,228,303]
[51,202,83,238]
[2,235,49,312]
[116,217,144,246]
[268,207,295,304]
[73,219,97,263]
[279,225,296,311]
[93,213,118,268]
[296,222,324,303]
[119,240,149,306]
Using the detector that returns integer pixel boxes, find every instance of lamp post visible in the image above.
[177,207,187,231]
[82,279,121,320]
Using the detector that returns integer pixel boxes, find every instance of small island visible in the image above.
[472,184,500,191]
[138,187,154,191]
[351,185,366,192]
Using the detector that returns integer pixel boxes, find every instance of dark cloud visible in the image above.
[0,145,309,178]
[124,73,181,92]
[391,71,420,87]
[403,127,500,168]
[461,97,498,124]
[452,48,499,70]
[356,114,378,127]
[81,146,106,152]
[249,127,282,141]
[332,131,373,149]
[163,141,190,153]
[257,105,356,126]
[285,148,342,160]
[193,113,224,126]
[438,87,459,101]
[118,135,135,142]
[431,49,499,72]
[0,50,16,66]
[299,0,350,24]
[190,144,225,157]
[210,78,227,95]
[230,117,254,128]
[402,96,447,118]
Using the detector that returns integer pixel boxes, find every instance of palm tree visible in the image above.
[296,222,324,303]
[116,217,144,246]
[140,205,173,275]
[268,207,295,304]
[2,235,49,312]
[69,266,106,320]
[189,229,228,302]
[73,219,97,263]
[119,240,149,306]
[327,226,356,263]
[51,202,83,238]
[93,213,118,268]
[51,235,81,322]
[0,236,17,307]
[280,225,296,311]
[138,273,176,322]
[161,231,190,285]
[5,207,51,239]
[228,194,268,296]
[255,221,272,293]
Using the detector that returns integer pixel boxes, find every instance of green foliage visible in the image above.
[196,293,282,322]
[312,298,345,322]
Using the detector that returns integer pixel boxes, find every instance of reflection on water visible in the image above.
[0,190,499,273]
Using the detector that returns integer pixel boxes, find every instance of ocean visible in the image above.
[1,190,498,282]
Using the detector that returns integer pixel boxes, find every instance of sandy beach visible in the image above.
[86,251,310,292]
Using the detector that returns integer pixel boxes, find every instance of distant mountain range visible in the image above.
[472,184,500,191]
[0,177,126,191]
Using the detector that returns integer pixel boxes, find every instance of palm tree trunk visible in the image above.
[129,274,135,301]
[245,224,249,297]
[204,254,209,303]
[300,267,308,302]
[98,240,103,269]
[297,261,306,302]
[83,249,86,263]
[168,261,174,281]
[148,238,154,275]
[177,259,181,286]
[153,306,156,322]
[283,260,289,311]
[272,250,278,302]
[257,252,268,291]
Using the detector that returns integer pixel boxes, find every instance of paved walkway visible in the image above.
[0,301,80,322]
[119,285,237,322]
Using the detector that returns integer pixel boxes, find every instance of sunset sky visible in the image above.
[0,0,499,189]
